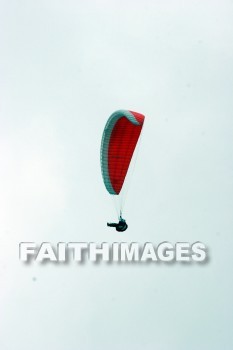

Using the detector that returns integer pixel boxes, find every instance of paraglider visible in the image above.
[100,109,145,231]
[107,216,128,232]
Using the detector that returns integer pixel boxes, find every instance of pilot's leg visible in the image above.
[107,223,118,227]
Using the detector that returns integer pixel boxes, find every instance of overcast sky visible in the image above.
[0,1,233,349]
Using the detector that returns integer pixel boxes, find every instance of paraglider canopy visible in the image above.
[100,109,145,195]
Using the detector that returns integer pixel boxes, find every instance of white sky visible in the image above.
[0,1,233,349]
